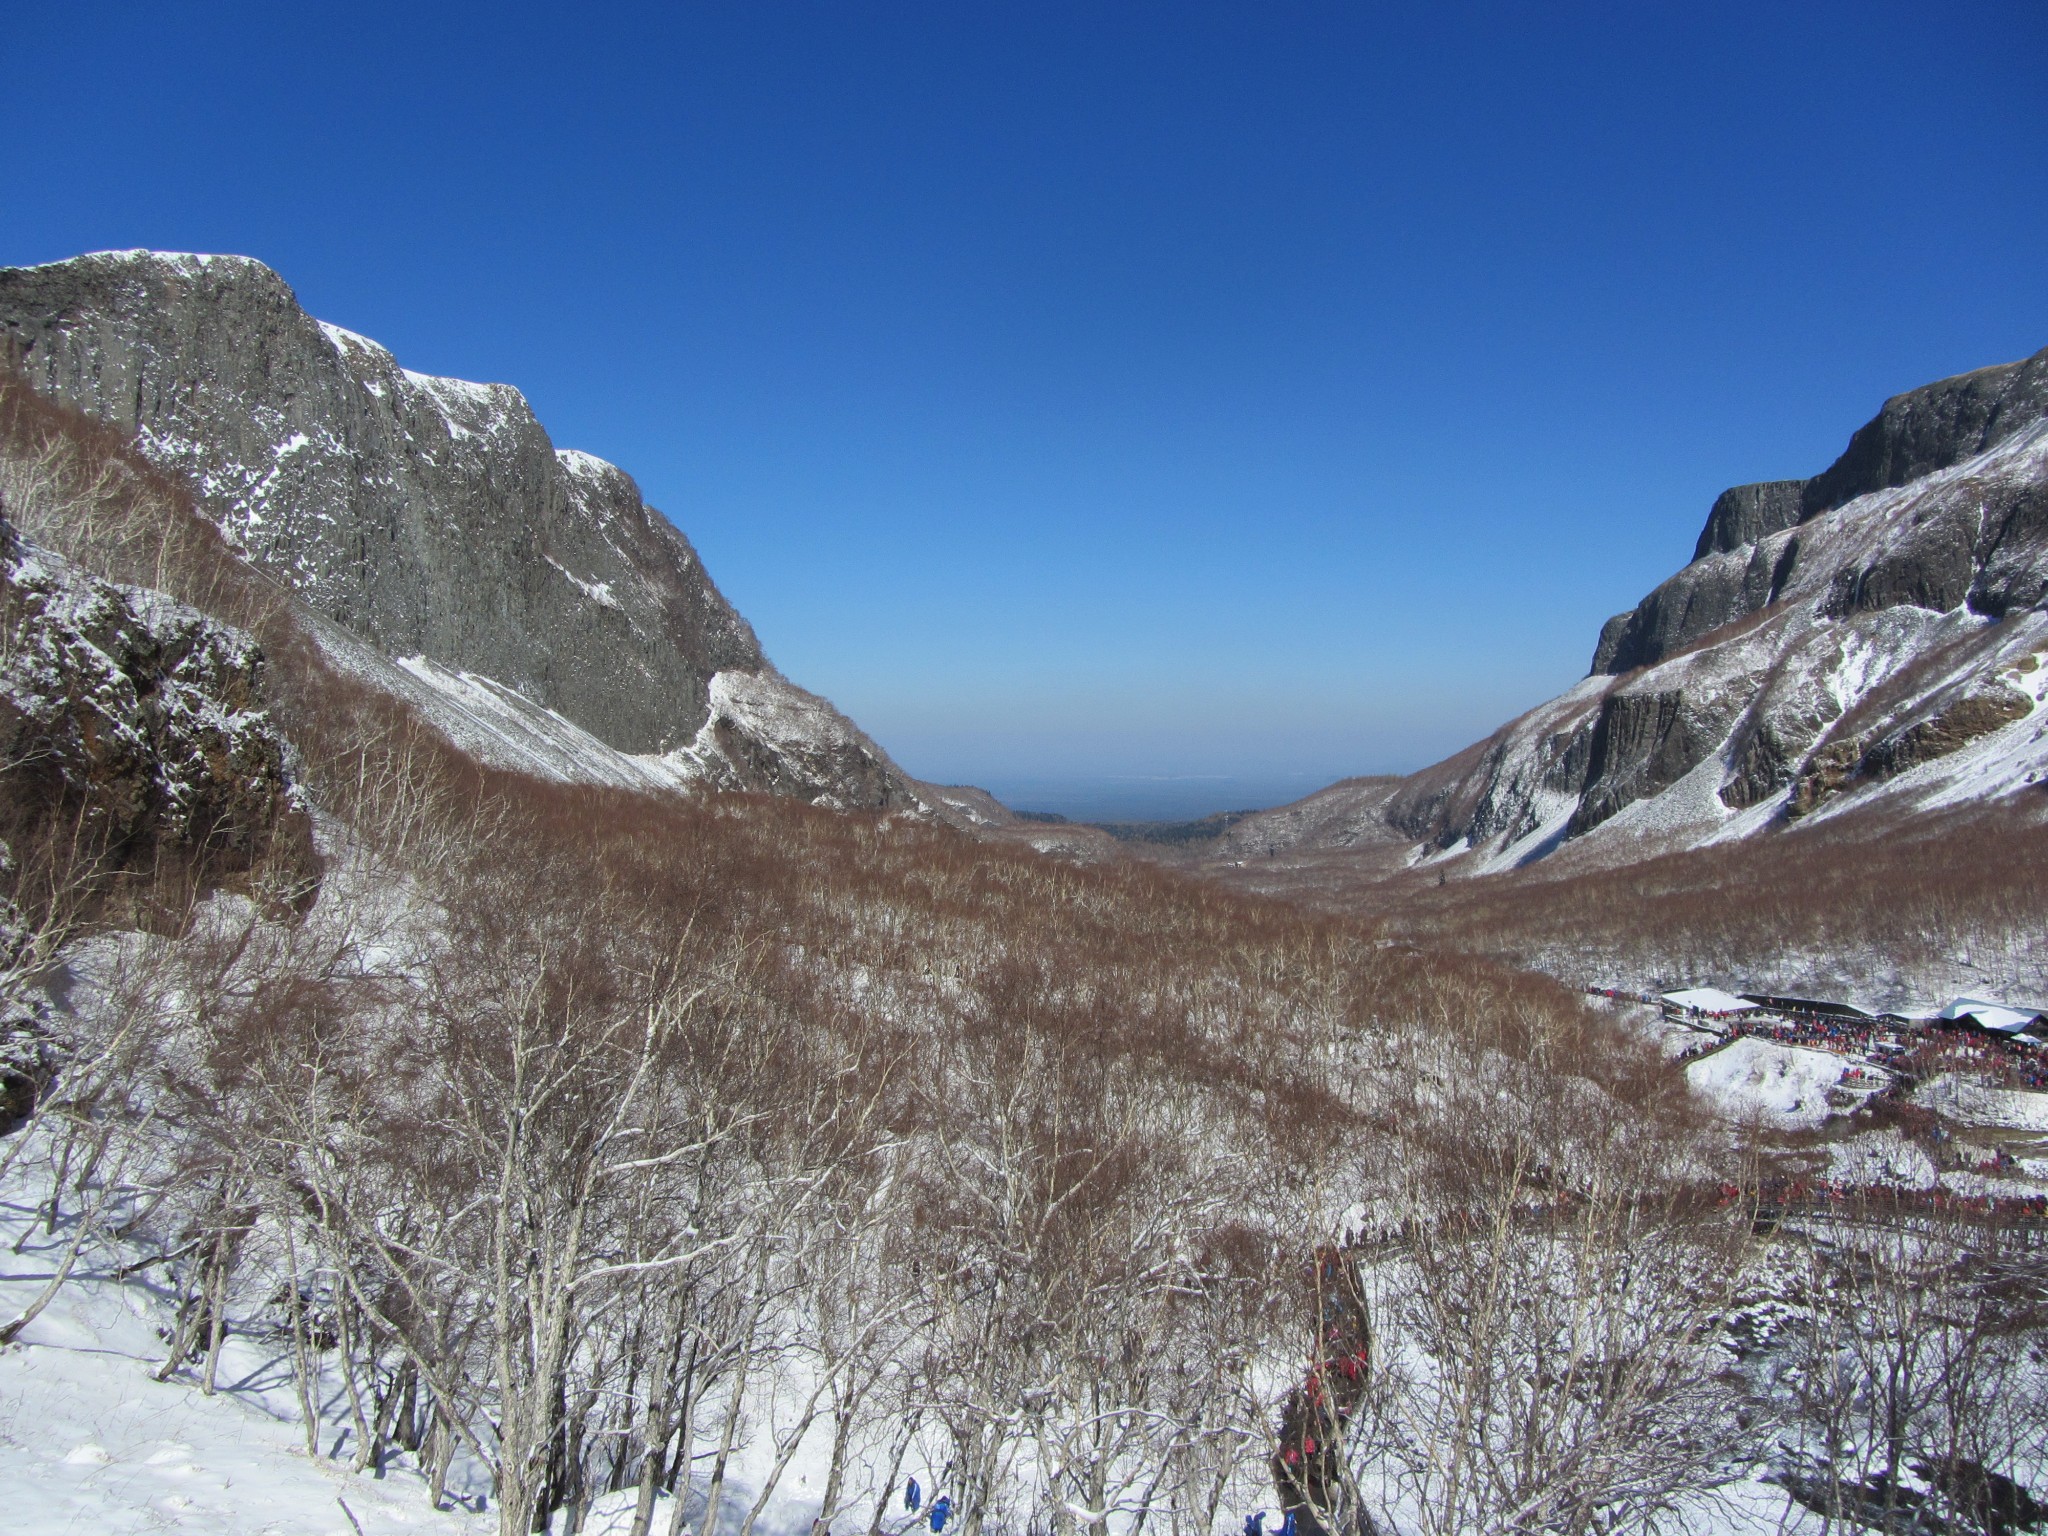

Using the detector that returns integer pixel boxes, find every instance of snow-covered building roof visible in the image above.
[1660,987,1762,1016]
[1938,997,2048,1035]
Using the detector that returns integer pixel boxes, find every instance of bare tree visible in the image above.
[1785,1199,2048,1536]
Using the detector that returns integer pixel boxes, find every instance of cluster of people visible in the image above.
[1903,1026,2048,1091]
[1724,1012,1899,1056]
[1666,1002,2048,1094]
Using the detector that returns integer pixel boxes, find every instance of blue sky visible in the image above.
[8,2,2047,813]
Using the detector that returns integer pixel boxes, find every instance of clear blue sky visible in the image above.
[8,2,2047,813]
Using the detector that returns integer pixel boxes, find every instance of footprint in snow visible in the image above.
[64,1443,111,1465]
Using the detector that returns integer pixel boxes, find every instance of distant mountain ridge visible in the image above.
[0,250,925,813]
[10,252,2038,860]
[1222,347,2048,873]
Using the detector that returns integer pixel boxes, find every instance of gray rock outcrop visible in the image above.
[1235,346,2048,869]
[0,251,921,812]
[0,498,314,902]
[1594,347,2048,678]
[1693,480,1808,561]
[1529,349,2048,845]
[1798,348,2048,517]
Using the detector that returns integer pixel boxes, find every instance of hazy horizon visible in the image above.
[967,770,1349,825]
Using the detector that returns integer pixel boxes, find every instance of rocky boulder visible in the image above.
[1789,682,2035,818]
[0,499,314,906]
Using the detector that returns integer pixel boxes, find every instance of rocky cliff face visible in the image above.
[1691,480,1807,562]
[0,499,314,914]
[1593,348,2048,677]
[1241,348,2048,872]
[1798,348,2048,521]
[0,251,920,812]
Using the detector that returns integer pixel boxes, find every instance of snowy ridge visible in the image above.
[1230,351,2048,875]
[318,320,394,363]
[0,248,927,814]
[555,448,614,480]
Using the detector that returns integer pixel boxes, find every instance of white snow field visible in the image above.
[1683,1037,1855,1130]
[0,1142,893,1536]
[2,1142,493,1536]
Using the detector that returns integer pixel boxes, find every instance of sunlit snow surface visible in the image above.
[2,1142,490,1536]
[309,615,914,813]
[0,1133,895,1536]
[1684,1038,1851,1131]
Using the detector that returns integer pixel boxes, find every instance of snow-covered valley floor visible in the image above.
[2,1163,494,1536]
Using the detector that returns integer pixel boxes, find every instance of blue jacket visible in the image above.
[906,1478,921,1513]
[930,1495,954,1533]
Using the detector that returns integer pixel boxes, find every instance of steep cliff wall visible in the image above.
[0,251,920,811]
[1241,349,2048,871]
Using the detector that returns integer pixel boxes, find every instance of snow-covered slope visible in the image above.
[1228,348,2048,872]
[1,1117,494,1536]
[306,618,959,818]
[0,1131,882,1536]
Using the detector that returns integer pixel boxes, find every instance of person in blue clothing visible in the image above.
[905,1478,922,1513]
[928,1494,954,1533]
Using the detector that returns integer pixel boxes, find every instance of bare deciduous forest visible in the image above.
[1255,807,2048,1004]
[7,375,2048,1536]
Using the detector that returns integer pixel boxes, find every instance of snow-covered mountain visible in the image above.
[1223,348,2048,871]
[0,250,925,814]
